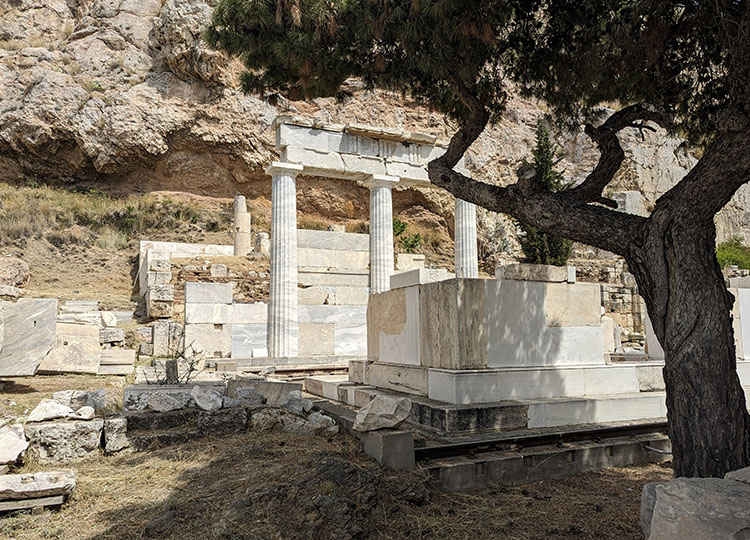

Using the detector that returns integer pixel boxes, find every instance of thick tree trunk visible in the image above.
[628,216,750,477]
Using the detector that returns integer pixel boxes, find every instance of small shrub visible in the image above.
[348,221,369,234]
[398,233,422,253]
[717,238,750,269]
[517,121,573,266]
[298,216,330,230]
[393,218,407,237]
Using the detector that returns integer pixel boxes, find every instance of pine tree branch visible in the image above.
[566,103,673,208]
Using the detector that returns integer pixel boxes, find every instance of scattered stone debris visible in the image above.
[353,395,412,432]
[27,399,74,423]
[0,257,30,288]
[0,470,75,512]
[250,407,338,435]
[642,466,750,539]
[281,390,313,415]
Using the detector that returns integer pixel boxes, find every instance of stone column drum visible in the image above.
[233,195,252,256]
[365,174,399,294]
[266,162,304,357]
[455,198,479,278]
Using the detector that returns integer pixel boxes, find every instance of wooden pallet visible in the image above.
[0,495,64,512]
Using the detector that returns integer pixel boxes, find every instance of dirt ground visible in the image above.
[1,376,672,540]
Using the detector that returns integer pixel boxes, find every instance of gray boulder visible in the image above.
[191,385,222,412]
[54,390,108,414]
[353,395,412,432]
[643,477,750,539]
[726,466,750,486]
[103,416,130,454]
[281,390,313,415]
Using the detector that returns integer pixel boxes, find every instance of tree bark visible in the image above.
[628,217,750,477]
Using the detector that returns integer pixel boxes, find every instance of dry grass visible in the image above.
[0,375,127,418]
[0,427,671,540]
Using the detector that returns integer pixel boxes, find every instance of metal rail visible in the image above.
[415,422,669,461]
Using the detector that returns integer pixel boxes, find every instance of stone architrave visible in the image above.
[455,198,479,278]
[233,195,252,256]
[266,162,304,357]
[364,174,399,294]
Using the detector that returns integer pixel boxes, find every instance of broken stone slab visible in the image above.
[103,416,130,454]
[643,477,750,539]
[0,298,58,377]
[24,420,104,464]
[191,385,222,412]
[0,424,28,465]
[27,399,74,423]
[147,392,183,413]
[123,383,227,411]
[71,406,95,420]
[99,327,125,344]
[100,312,118,328]
[353,395,412,432]
[235,387,267,406]
[0,470,75,500]
[210,264,228,277]
[38,322,101,375]
[226,379,302,407]
[53,390,107,414]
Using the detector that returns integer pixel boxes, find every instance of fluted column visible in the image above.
[266,162,304,357]
[233,195,252,256]
[365,174,399,294]
[455,198,479,278]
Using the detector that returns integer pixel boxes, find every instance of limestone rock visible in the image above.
[100,312,118,328]
[53,389,108,414]
[643,477,750,540]
[0,470,76,500]
[0,424,28,465]
[147,392,183,413]
[24,419,104,463]
[306,411,338,434]
[71,406,95,420]
[0,285,22,300]
[236,387,267,406]
[191,385,222,412]
[281,391,313,416]
[726,466,750,486]
[27,399,73,423]
[353,395,412,432]
[103,416,130,454]
[0,257,30,288]
[99,327,125,343]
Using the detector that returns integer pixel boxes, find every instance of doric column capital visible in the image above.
[363,174,399,189]
[265,161,304,177]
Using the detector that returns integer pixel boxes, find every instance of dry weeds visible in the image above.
[0,421,671,540]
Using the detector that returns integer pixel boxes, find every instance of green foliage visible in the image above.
[393,218,407,237]
[398,233,422,253]
[206,1,746,141]
[716,238,750,270]
[517,122,573,266]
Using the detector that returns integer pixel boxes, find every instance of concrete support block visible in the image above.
[359,429,415,470]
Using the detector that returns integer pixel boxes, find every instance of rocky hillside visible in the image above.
[1,0,748,268]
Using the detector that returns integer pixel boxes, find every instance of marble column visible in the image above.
[455,198,479,278]
[365,174,399,294]
[233,195,252,256]
[266,162,304,357]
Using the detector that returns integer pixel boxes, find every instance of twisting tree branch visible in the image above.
[566,103,673,207]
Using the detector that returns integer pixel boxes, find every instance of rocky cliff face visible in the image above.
[1,0,748,267]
